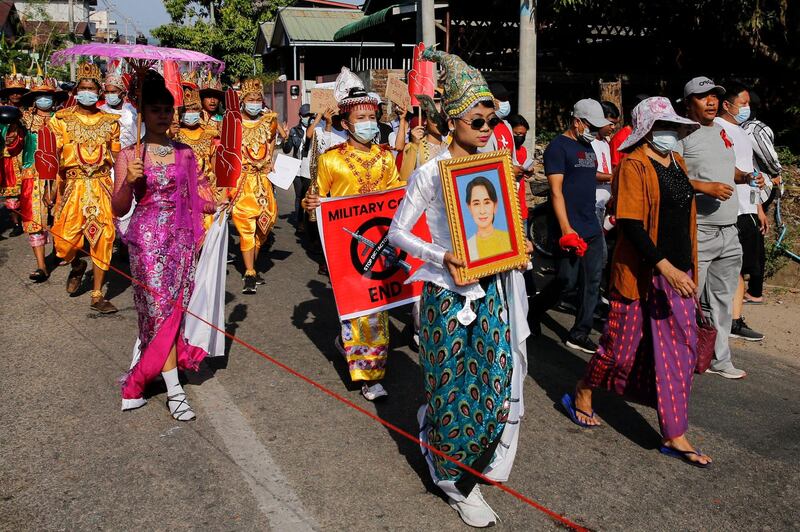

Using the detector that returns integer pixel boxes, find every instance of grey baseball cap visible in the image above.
[683,76,725,99]
[572,98,612,128]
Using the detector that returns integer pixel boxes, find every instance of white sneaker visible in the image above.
[166,392,196,421]
[361,383,388,401]
[705,367,747,380]
[448,486,498,528]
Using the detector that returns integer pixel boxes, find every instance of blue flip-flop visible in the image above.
[560,392,598,428]
[659,445,712,469]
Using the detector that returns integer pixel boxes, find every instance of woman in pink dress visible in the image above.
[112,77,216,420]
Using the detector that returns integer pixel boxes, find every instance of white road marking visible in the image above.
[193,378,318,531]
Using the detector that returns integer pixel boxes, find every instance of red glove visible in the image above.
[559,232,588,257]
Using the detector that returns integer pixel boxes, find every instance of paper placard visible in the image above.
[268,153,302,190]
[310,88,337,115]
[385,76,411,109]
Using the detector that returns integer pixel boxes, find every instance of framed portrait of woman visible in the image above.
[439,150,529,284]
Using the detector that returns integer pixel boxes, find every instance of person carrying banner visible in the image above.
[303,67,404,402]
[19,76,59,282]
[388,49,532,528]
[232,78,278,294]
[111,77,217,419]
[174,85,222,229]
[49,62,121,313]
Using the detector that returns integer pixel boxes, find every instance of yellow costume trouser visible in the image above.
[341,311,389,382]
[52,176,115,271]
[232,171,277,253]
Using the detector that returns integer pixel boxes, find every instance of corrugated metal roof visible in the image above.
[277,7,364,43]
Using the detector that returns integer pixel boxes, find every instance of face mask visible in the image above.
[648,130,679,154]
[104,93,122,107]
[731,105,750,124]
[300,116,311,127]
[349,120,379,144]
[496,100,511,119]
[182,112,201,126]
[579,122,596,144]
[244,102,263,116]
[34,96,53,110]
[76,90,99,107]
[513,134,525,149]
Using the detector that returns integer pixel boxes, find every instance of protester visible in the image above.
[714,82,766,341]
[399,95,447,180]
[49,62,121,313]
[509,113,531,166]
[112,78,217,420]
[0,71,29,236]
[231,78,279,294]
[369,92,393,144]
[283,103,323,226]
[592,101,620,226]
[198,74,224,131]
[563,96,712,467]
[303,67,404,402]
[99,72,140,149]
[18,77,58,282]
[389,49,532,528]
[529,98,609,353]
[174,85,221,230]
[609,93,648,169]
[676,76,763,379]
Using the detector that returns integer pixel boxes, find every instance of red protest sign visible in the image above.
[317,188,430,320]
[408,42,435,107]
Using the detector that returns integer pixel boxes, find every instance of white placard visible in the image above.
[268,153,302,190]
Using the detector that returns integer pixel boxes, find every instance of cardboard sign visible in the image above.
[386,76,412,110]
[310,88,337,115]
[316,188,430,320]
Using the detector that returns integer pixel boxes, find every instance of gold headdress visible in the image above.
[199,71,223,97]
[77,62,102,85]
[240,78,263,100]
[181,70,198,89]
[183,86,201,108]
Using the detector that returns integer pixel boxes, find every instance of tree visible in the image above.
[153,0,292,84]
[1,0,72,79]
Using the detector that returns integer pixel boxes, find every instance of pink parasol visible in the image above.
[50,43,225,151]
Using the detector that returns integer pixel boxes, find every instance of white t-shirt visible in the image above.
[714,117,757,215]
[591,138,613,220]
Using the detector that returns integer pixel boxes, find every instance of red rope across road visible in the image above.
[10,207,591,531]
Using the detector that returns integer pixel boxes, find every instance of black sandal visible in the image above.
[166,393,196,421]
[29,268,49,283]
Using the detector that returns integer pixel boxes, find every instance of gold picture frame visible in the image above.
[439,150,529,284]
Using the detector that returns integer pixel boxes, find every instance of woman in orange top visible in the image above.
[562,97,713,468]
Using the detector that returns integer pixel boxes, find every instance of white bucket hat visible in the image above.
[618,96,699,151]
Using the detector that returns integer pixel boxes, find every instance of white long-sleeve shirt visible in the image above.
[100,102,141,149]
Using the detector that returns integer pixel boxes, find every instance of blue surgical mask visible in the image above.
[104,93,122,107]
[34,96,53,110]
[182,111,201,126]
[649,130,679,154]
[733,105,750,124]
[76,90,99,107]
[300,116,311,127]
[496,100,511,119]
[244,102,263,116]
[350,120,379,144]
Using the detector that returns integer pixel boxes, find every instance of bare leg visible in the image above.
[732,276,745,320]
[32,244,47,271]
[242,248,255,274]
[574,379,601,426]
[663,434,712,465]
[161,343,178,372]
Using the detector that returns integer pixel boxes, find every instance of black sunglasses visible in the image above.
[458,116,502,130]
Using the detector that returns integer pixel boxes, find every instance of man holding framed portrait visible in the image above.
[388,49,532,529]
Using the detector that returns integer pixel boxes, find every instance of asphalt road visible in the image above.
[1,187,798,531]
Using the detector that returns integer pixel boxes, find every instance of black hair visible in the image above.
[466,176,498,204]
[508,114,530,130]
[723,81,749,103]
[141,73,174,109]
[748,90,761,119]
[600,100,620,120]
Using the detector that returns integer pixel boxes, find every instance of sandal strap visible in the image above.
[167,393,193,417]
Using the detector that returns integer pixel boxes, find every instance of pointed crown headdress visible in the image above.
[333,67,378,114]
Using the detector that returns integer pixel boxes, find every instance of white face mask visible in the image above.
[349,120,379,144]
[579,122,596,144]
[649,130,680,154]
[182,112,201,126]
[104,93,122,107]
[496,100,511,119]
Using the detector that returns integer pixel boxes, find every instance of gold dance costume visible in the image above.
[231,113,278,253]
[317,142,404,381]
[49,107,121,270]
[175,124,220,229]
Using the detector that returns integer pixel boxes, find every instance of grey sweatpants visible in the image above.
[696,224,743,371]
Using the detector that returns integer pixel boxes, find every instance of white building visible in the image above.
[15,0,97,23]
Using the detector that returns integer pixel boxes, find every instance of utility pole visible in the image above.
[517,0,537,152]
[68,0,76,80]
